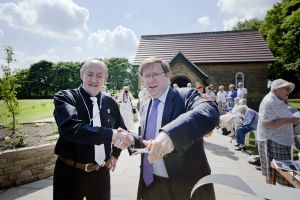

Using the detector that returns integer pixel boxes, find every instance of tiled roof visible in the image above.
[133,30,275,65]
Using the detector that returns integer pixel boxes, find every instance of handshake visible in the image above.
[112,128,175,163]
[112,128,134,150]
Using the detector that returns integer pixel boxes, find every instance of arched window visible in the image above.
[235,72,244,88]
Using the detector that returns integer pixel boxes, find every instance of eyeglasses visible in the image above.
[142,72,165,80]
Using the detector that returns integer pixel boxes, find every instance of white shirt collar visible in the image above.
[153,86,170,104]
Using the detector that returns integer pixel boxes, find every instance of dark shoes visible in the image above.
[248,158,261,166]
[235,146,246,151]
[221,128,231,136]
[234,144,240,147]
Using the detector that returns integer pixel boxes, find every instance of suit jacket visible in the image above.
[135,87,219,200]
[54,86,125,163]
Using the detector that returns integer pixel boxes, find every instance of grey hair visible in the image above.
[80,59,108,73]
[138,57,170,76]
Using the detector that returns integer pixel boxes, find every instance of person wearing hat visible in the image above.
[256,79,299,185]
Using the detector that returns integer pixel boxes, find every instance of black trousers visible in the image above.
[138,175,215,200]
[53,158,110,200]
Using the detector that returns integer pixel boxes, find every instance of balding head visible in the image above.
[80,59,108,75]
[80,58,108,97]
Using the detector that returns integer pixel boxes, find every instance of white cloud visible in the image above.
[0,29,4,36]
[223,17,240,30]
[47,48,55,54]
[87,25,139,54]
[74,46,83,53]
[217,0,280,19]
[0,0,89,40]
[197,16,211,26]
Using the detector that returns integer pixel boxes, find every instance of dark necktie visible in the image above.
[143,99,160,186]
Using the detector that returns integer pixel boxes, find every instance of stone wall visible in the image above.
[0,143,56,189]
[171,60,199,84]
[199,63,269,110]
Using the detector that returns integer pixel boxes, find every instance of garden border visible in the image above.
[0,142,56,189]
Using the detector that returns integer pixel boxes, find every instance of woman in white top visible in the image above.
[257,79,299,185]
[216,85,227,114]
[117,86,135,131]
[237,82,247,99]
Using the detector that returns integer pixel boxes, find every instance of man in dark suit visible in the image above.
[53,59,133,200]
[132,57,219,200]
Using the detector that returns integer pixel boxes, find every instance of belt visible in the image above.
[59,157,101,172]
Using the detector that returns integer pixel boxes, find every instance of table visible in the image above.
[271,160,300,188]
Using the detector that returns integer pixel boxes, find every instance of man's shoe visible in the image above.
[234,144,240,147]
[235,146,246,151]
[248,158,261,166]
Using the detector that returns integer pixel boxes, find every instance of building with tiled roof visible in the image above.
[134,30,275,109]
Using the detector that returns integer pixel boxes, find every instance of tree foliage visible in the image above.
[13,57,138,98]
[50,61,82,94]
[0,46,20,135]
[233,18,263,30]
[260,0,300,80]
[105,57,138,96]
[27,60,54,97]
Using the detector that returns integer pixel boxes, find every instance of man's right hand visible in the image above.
[112,128,134,150]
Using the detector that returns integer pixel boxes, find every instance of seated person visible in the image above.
[239,98,247,106]
[231,97,241,114]
[224,96,234,112]
[235,105,259,151]
[219,97,241,136]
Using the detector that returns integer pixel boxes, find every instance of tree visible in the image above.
[233,18,263,30]
[15,68,30,98]
[105,57,138,96]
[50,61,82,94]
[0,46,20,135]
[27,60,54,98]
[260,0,300,81]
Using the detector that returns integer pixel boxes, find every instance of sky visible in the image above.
[0,0,281,75]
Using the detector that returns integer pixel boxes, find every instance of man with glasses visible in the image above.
[132,57,219,200]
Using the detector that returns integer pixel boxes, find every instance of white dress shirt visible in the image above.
[152,86,170,178]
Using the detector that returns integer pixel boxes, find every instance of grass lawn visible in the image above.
[0,99,54,126]
[288,99,300,110]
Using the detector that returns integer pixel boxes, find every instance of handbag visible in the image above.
[129,98,137,114]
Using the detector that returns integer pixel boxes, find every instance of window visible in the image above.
[235,72,244,88]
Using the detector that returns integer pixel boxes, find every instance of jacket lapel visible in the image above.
[141,98,151,139]
[161,88,176,127]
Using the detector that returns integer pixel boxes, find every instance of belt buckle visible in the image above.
[84,163,100,172]
[84,163,94,172]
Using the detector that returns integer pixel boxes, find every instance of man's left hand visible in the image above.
[143,131,174,163]
[105,156,118,171]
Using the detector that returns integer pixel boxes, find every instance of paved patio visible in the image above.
[0,129,268,200]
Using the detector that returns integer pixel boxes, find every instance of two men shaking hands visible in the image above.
[112,128,174,163]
